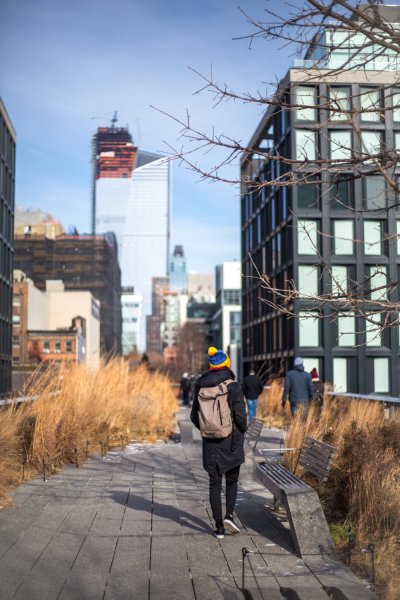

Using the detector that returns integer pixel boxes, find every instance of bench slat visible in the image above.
[301,442,335,457]
[301,446,334,463]
[299,453,334,471]
[258,463,309,489]
[245,419,263,440]
[303,437,336,457]
[300,446,335,467]
[298,458,334,482]
[299,456,335,476]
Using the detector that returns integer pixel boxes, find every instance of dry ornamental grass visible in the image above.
[0,360,178,505]
[258,380,400,599]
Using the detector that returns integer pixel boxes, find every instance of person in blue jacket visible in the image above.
[281,357,313,418]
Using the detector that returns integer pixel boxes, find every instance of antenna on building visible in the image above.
[111,111,118,129]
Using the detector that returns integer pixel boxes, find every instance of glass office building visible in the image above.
[121,288,142,355]
[0,98,16,394]
[169,245,187,293]
[93,123,170,352]
[241,6,400,394]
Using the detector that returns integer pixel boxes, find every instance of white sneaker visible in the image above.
[223,516,240,534]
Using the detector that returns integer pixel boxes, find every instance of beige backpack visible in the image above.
[198,379,234,439]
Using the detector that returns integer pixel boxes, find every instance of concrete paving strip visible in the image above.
[0,406,375,599]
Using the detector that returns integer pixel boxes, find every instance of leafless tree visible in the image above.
[155,0,400,340]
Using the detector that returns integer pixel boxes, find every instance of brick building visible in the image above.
[13,233,121,355]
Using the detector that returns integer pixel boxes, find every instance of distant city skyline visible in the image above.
[0,0,291,272]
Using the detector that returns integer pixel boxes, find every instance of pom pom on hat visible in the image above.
[310,368,320,381]
[208,346,230,369]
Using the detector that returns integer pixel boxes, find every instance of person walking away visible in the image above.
[281,357,313,419]
[242,369,264,422]
[190,346,247,539]
[188,373,199,406]
[310,368,324,410]
[180,372,190,406]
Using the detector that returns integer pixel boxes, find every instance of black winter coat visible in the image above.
[190,367,247,477]
[282,365,313,404]
[242,374,264,399]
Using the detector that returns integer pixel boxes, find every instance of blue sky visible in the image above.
[1,0,292,272]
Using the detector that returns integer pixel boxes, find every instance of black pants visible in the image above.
[209,465,240,525]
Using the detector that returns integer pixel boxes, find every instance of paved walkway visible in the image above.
[0,407,373,599]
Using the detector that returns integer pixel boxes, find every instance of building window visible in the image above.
[331,265,348,295]
[223,290,241,305]
[333,357,347,391]
[297,175,319,209]
[66,340,72,352]
[364,221,382,256]
[12,335,20,347]
[295,130,317,161]
[302,357,321,378]
[365,313,382,346]
[360,87,382,122]
[394,131,400,153]
[299,311,319,346]
[297,219,318,255]
[229,311,241,344]
[12,296,21,306]
[363,176,386,210]
[333,220,353,255]
[393,90,400,122]
[294,86,317,121]
[397,221,400,254]
[43,340,50,351]
[370,266,387,301]
[374,357,389,393]
[12,314,20,324]
[330,175,354,209]
[337,313,356,346]
[360,130,383,160]
[298,265,319,296]
[329,86,351,121]
[55,341,61,353]
[328,130,352,161]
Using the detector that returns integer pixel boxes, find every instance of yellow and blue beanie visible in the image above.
[208,346,230,369]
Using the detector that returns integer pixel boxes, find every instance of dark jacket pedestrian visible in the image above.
[180,372,190,406]
[282,357,313,418]
[310,368,324,407]
[190,346,247,539]
[242,371,264,422]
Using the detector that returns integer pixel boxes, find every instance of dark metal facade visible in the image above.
[13,233,122,356]
[241,75,400,394]
[0,99,16,394]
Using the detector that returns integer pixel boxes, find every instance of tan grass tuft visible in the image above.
[0,360,178,504]
[283,396,399,599]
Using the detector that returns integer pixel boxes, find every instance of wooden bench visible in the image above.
[244,418,263,451]
[256,436,337,558]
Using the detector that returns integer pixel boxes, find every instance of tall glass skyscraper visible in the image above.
[93,125,170,352]
[169,245,187,293]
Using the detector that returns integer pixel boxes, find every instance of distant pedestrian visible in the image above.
[310,368,324,409]
[242,369,264,422]
[188,373,199,406]
[190,347,247,539]
[180,372,190,406]
[282,357,313,419]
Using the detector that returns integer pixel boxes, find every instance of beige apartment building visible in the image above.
[13,271,100,367]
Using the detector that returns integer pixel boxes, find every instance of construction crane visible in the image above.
[111,111,118,129]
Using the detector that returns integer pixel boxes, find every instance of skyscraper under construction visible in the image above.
[92,117,170,352]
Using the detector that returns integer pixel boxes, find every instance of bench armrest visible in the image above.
[258,447,300,453]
